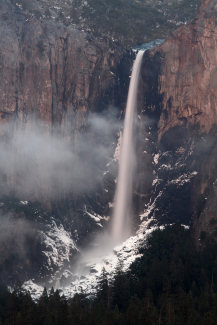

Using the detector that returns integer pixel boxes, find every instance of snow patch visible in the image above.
[113,132,122,162]
[22,281,44,301]
[83,206,109,226]
[169,171,198,186]
[152,178,159,186]
[41,220,78,270]
[160,164,172,170]
[60,228,155,298]
[20,201,28,205]
[153,153,160,165]
[140,191,163,221]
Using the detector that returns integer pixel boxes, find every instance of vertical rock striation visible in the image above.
[0,0,127,135]
[143,0,217,140]
[138,0,217,240]
[0,0,132,285]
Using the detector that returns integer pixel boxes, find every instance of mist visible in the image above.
[0,214,35,262]
[0,110,120,201]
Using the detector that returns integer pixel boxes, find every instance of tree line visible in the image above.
[1,224,217,324]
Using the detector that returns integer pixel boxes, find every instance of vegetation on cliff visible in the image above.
[10,0,200,46]
[82,0,200,45]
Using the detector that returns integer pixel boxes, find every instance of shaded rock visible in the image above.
[138,0,217,240]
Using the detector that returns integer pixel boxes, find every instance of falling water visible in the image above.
[111,50,144,244]
[54,51,144,291]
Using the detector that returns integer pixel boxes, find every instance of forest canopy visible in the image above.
[1,225,217,324]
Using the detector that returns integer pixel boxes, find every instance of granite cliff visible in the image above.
[149,0,217,139]
[138,0,217,241]
[0,0,131,285]
[0,0,216,289]
[0,0,128,132]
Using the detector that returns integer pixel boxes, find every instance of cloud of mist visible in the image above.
[0,110,121,200]
[0,213,35,263]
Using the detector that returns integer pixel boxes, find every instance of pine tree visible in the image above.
[126,296,141,325]
[111,259,130,311]
[97,267,110,308]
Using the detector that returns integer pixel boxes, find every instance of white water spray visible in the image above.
[111,50,144,244]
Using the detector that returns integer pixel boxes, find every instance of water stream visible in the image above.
[111,50,144,244]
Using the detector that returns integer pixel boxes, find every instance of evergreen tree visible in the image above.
[97,267,110,307]
[111,259,130,311]
[2,225,217,324]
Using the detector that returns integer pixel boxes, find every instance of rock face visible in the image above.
[156,0,217,140]
[0,0,216,289]
[0,198,78,285]
[0,0,127,133]
[0,0,131,213]
[137,0,217,240]
[141,0,217,139]
[0,0,131,285]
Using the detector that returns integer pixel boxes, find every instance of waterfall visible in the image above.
[54,51,144,290]
[111,50,144,244]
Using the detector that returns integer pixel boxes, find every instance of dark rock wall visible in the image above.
[147,0,217,141]
[1,0,217,285]
[137,0,217,240]
[0,0,132,204]
[0,0,127,132]
[0,0,132,284]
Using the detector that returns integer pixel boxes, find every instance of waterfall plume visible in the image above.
[111,50,144,244]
